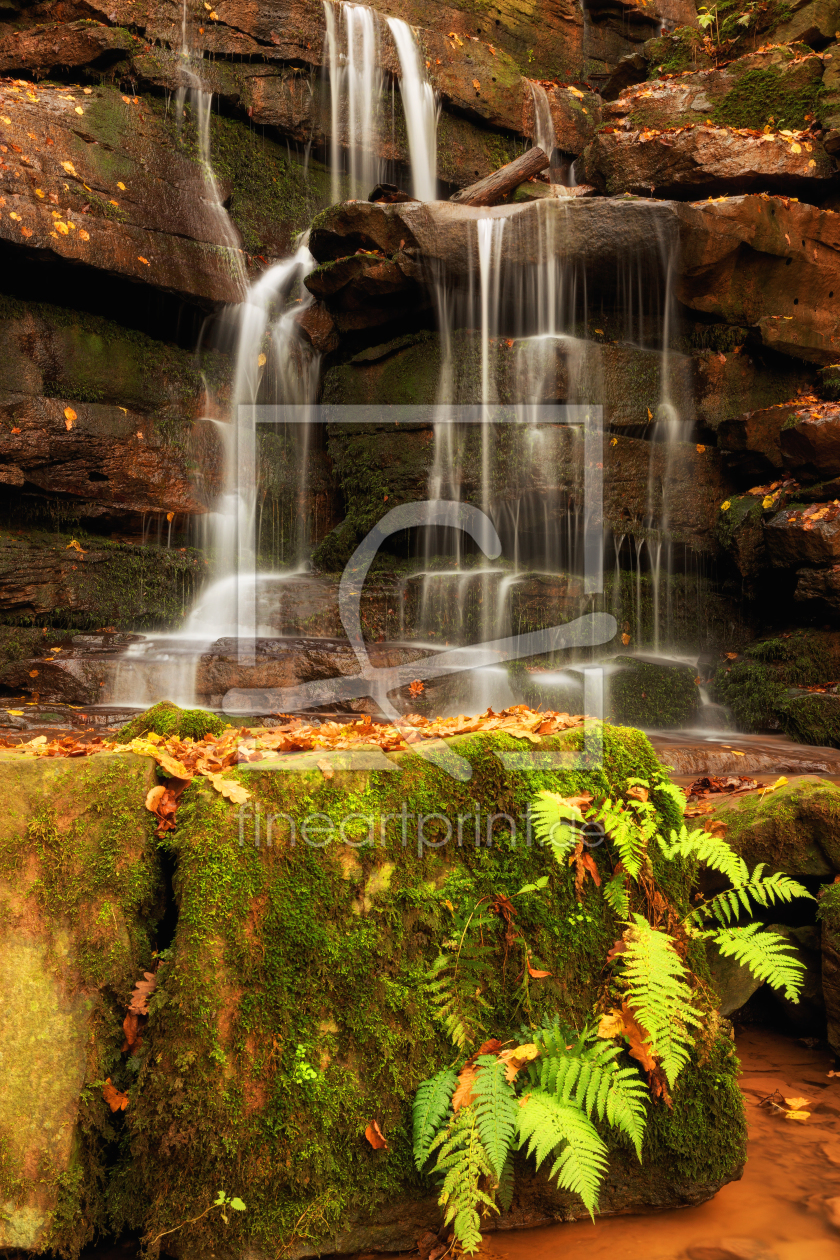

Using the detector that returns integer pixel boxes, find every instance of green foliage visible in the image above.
[115,701,227,743]
[530,790,586,860]
[427,937,495,1051]
[473,1056,518,1179]
[529,1020,648,1158]
[413,1069,458,1170]
[688,864,812,927]
[711,924,806,1001]
[615,915,703,1089]
[818,881,840,934]
[515,1089,608,1216]
[712,68,824,132]
[428,1105,497,1253]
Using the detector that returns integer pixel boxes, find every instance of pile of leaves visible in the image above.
[781,502,840,531]
[0,706,586,835]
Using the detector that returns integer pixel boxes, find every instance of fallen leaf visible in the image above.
[784,1109,810,1122]
[626,784,648,803]
[103,1079,128,1112]
[28,670,38,678]
[60,160,77,176]
[621,632,631,645]
[117,181,126,190]
[364,1120,388,1150]
[75,106,84,115]
[66,538,86,553]
[10,427,20,434]
[257,352,266,367]
[784,1096,812,1110]
[137,256,150,265]
[452,1064,478,1111]
[64,406,77,427]
[597,1010,625,1039]
[526,962,552,978]
[316,758,334,779]
[472,79,480,90]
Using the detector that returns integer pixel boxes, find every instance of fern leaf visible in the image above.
[594,798,652,878]
[516,1089,608,1217]
[429,1106,497,1254]
[660,824,748,885]
[413,1068,458,1170]
[497,1149,515,1214]
[531,790,586,860]
[427,942,495,1051]
[689,869,813,929]
[616,914,703,1088]
[711,924,806,1002]
[603,871,630,918]
[473,1056,518,1180]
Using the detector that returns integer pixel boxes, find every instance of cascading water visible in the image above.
[387,17,438,201]
[323,1,384,203]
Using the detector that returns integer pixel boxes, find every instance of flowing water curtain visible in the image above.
[323,1,384,202]
[387,17,439,201]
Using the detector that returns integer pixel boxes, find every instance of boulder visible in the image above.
[774,0,840,46]
[765,503,840,566]
[107,724,746,1257]
[583,124,836,199]
[0,751,160,1255]
[0,19,135,73]
[779,401,840,475]
[676,196,840,365]
[795,563,840,608]
[692,347,815,436]
[688,776,840,876]
[717,403,805,471]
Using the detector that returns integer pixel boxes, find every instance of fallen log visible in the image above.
[450,146,549,207]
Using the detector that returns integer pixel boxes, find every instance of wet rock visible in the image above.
[795,563,840,609]
[0,533,206,630]
[819,362,840,401]
[0,78,244,304]
[706,939,765,1016]
[764,923,826,1035]
[599,51,649,101]
[583,124,836,199]
[689,776,840,877]
[0,19,134,74]
[692,347,815,436]
[293,303,340,355]
[765,505,840,566]
[716,494,768,583]
[822,918,840,1057]
[0,752,160,1253]
[676,196,840,365]
[718,402,812,471]
[780,402,840,475]
[775,0,840,46]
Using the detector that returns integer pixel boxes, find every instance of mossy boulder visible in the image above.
[115,701,228,743]
[524,658,701,730]
[109,724,746,1258]
[687,775,840,878]
[0,752,161,1255]
[712,631,840,744]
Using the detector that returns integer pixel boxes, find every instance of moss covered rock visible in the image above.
[0,752,161,1255]
[712,631,840,744]
[108,724,746,1258]
[116,701,228,744]
[688,774,840,878]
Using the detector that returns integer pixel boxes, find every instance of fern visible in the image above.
[616,914,703,1088]
[659,823,749,884]
[497,1148,515,1214]
[516,1089,608,1216]
[473,1055,518,1179]
[594,798,654,878]
[428,1105,497,1254]
[710,923,806,1002]
[413,1068,457,1170]
[530,1020,648,1158]
[689,866,813,927]
[603,871,630,918]
[427,939,496,1051]
[531,790,586,860]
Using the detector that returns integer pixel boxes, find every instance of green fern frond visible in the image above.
[531,791,586,861]
[603,871,630,918]
[650,776,687,815]
[710,923,806,1002]
[473,1055,518,1179]
[429,1105,498,1254]
[516,1089,608,1217]
[689,869,813,928]
[529,1022,648,1158]
[497,1149,515,1214]
[427,941,495,1051]
[660,824,749,885]
[594,798,654,878]
[413,1068,458,1170]
[616,914,703,1088]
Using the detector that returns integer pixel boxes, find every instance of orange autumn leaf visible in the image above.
[137,256,150,265]
[64,406,77,428]
[316,758,334,779]
[103,1078,129,1112]
[364,1120,389,1150]
[452,1064,478,1112]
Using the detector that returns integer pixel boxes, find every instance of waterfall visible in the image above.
[387,17,438,201]
[323,0,384,202]
[175,0,246,297]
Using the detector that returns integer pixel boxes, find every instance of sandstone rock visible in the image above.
[689,776,840,877]
[0,78,244,303]
[692,346,815,435]
[717,403,802,470]
[0,752,159,1254]
[583,124,836,199]
[686,1240,778,1260]
[823,920,840,1056]
[765,504,840,566]
[676,196,840,365]
[774,0,840,47]
[716,494,767,581]
[780,402,840,475]
[0,19,134,74]
[795,563,840,608]
[293,303,340,355]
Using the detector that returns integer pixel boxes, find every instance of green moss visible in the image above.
[109,725,744,1255]
[712,67,824,131]
[818,880,840,933]
[713,631,840,742]
[606,658,700,728]
[715,494,763,551]
[116,701,228,743]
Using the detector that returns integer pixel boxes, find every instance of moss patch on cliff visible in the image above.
[712,67,824,131]
[713,631,840,743]
[109,724,744,1256]
[116,701,228,743]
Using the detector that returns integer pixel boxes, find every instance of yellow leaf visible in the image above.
[473,79,480,90]
[78,229,90,241]
[109,199,119,207]
[610,436,618,446]
[83,87,92,95]
[597,1011,625,1039]
[621,632,631,645]
[647,408,653,420]
[784,1096,812,1110]
[205,771,250,804]
[65,538,86,553]
[5,710,24,716]
[257,353,267,367]
[809,159,816,168]
[145,785,167,813]
[64,406,77,426]
[8,212,20,221]
[762,495,776,509]
[720,500,731,511]
[35,188,44,198]
[790,143,801,154]
[696,444,705,453]
[117,181,126,190]
[594,328,604,334]
[0,117,10,125]
[75,106,84,115]
[61,160,77,176]
[138,256,150,265]
[166,511,174,522]
[784,1110,810,1122]
[55,221,69,235]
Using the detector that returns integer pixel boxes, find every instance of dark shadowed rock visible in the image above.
[0,20,135,73]
[717,403,802,470]
[780,402,840,475]
[765,504,840,566]
[795,564,840,609]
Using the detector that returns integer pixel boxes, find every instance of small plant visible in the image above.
[290,1044,318,1084]
[145,1189,246,1251]
[413,769,811,1253]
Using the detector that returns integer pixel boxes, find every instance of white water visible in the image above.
[387,17,438,200]
[323,0,384,202]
